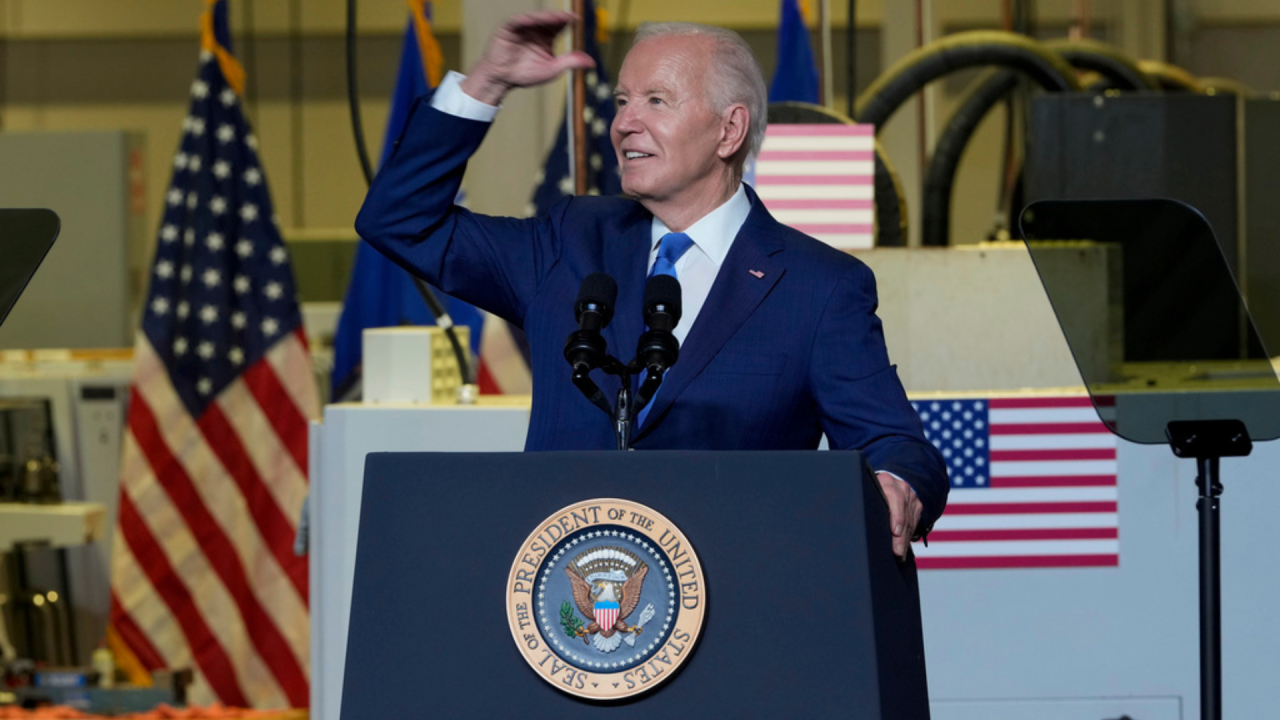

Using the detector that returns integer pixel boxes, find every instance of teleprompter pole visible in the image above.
[1197,455,1222,720]
[1166,418,1251,720]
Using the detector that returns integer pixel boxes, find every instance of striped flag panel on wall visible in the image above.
[748,124,876,250]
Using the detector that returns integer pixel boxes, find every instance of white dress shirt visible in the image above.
[647,185,751,345]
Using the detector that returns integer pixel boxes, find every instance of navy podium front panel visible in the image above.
[341,451,930,718]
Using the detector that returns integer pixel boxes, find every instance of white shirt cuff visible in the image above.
[430,71,500,123]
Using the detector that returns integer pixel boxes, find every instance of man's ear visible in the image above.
[717,103,750,160]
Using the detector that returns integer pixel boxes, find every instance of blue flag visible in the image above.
[332,2,485,398]
[768,0,820,104]
[530,0,621,216]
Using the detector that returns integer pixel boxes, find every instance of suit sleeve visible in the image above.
[354,97,564,326]
[809,262,950,530]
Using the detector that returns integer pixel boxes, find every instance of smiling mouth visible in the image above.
[624,151,653,160]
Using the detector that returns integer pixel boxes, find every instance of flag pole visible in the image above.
[820,0,833,109]
[572,0,589,195]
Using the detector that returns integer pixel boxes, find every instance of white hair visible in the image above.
[632,22,769,162]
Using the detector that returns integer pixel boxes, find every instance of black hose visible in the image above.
[1045,39,1158,91]
[850,31,1079,246]
[344,0,476,389]
[345,0,375,186]
[921,70,1020,247]
[921,42,1154,247]
[854,31,1079,128]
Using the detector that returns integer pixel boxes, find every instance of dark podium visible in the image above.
[341,451,930,718]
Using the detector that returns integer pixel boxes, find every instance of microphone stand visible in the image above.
[597,357,635,451]
[573,354,668,451]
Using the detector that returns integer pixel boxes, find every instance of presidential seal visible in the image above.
[506,498,706,700]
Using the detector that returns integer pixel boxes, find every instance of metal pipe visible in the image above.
[572,0,588,195]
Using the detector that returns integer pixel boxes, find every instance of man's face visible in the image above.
[610,36,727,208]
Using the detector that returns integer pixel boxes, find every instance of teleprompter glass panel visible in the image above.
[1019,198,1280,444]
[1,209,60,328]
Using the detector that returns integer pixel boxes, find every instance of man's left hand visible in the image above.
[876,472,922,561]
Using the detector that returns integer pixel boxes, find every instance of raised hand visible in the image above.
[461,11,596,106]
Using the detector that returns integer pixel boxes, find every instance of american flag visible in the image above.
[748,124,875,250]
[109,1,316,708]
[910,396,1119,570]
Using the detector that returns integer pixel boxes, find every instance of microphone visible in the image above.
[563,273,617,374]
[564,274,618,417]
[634,275,682,411]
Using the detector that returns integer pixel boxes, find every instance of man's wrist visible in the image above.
[431,71,500,123]
[459,64,512,106]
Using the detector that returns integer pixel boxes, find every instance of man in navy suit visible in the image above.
[356,12,947,557]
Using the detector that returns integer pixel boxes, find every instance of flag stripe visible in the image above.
[766,124,875,136]
[915,539,1118,557]
[917,555,1118,570]
[754,136,875,150]
[756,184,874,199]
[991,448,1116,461]
[128,389,309,706]
[932,512,1118,530]
[946,487,1116,503]
[989,433,1117,450]
[764,198,874,210]
[991,422,1112,435]
[755,160,874,175]
[267,330,321,422]
[770,209,874,224]
[944,501,1117,515]
[756,150,874,161]
[927,528,1118,542]
[786,223,875,235]
[110,591,168,672]
[754,175,874,186]
[989,396,1095,409]
[989,407,1104,424]
[242,361,309,474]
[990,475,1118,488]
[117,490,250,706]
[990,459,1117,476]
[198,400,309,601]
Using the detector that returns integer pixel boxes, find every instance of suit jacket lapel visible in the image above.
[604,203,652,371]
[635,190,786,438]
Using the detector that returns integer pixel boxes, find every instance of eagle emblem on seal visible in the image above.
[564,546,654,653]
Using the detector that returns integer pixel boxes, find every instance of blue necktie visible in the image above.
[637,233,693,427]
[649,232,693,279]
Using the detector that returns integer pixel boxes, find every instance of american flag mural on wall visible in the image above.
[911,396,1120,570]
[748,124,875,250]
[108,0,317,708]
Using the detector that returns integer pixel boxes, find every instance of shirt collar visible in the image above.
[650,183,752,267]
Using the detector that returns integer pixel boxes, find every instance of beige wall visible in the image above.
[3,0,1280,268]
